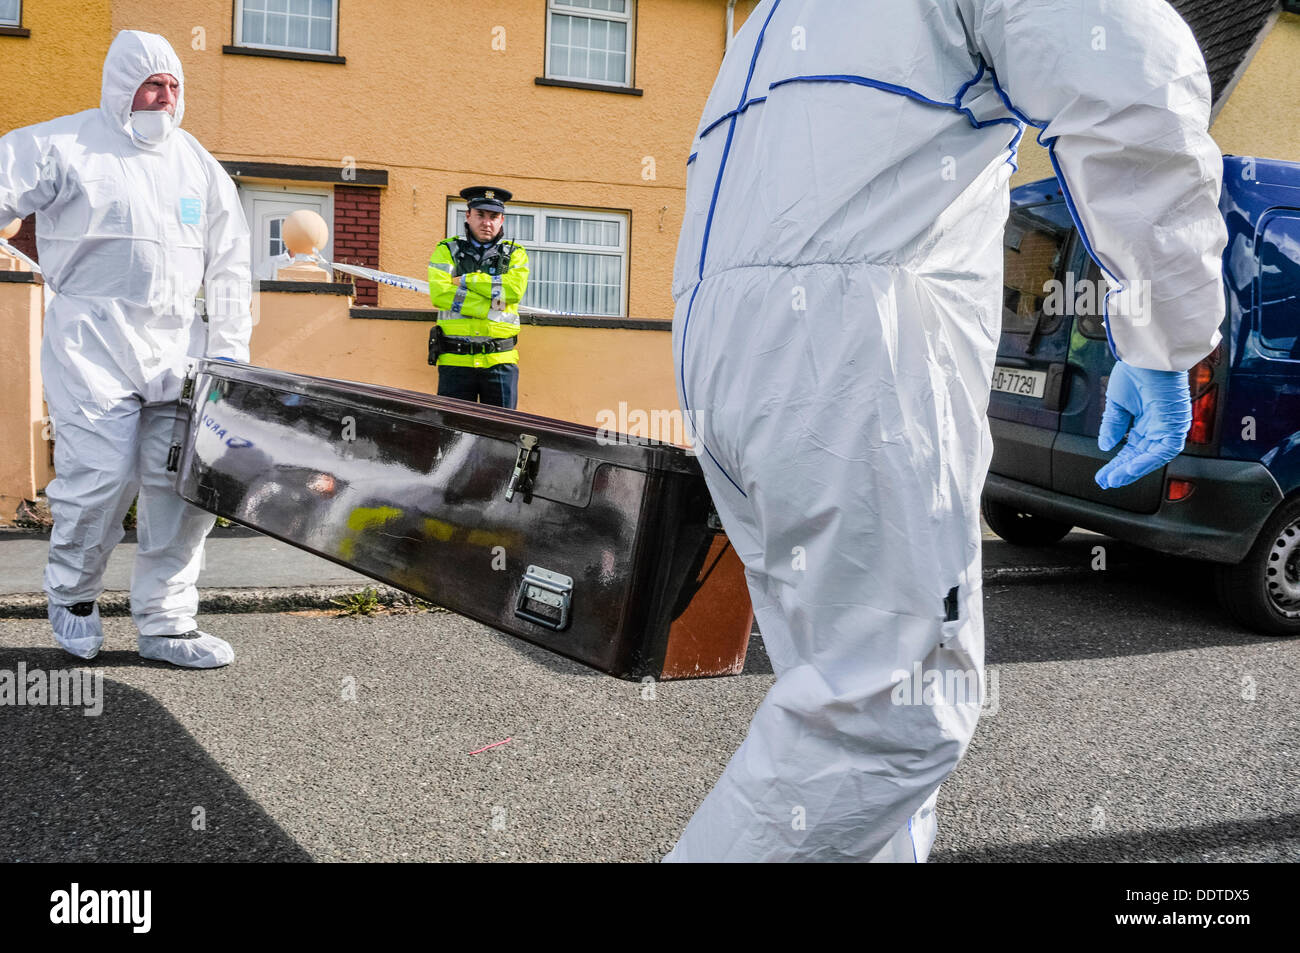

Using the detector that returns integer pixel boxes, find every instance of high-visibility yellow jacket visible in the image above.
[428,233,529,368]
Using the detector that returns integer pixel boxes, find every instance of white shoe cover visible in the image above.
[49,602,104,660]
[138,630,234,669]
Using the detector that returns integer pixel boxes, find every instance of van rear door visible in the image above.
[987,197,1076,489]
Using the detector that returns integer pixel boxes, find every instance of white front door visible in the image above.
[238,185,334,280]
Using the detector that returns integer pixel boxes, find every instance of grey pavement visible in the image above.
[0,560,1296,862]
[3,523,1295,863]
[0,524,1118,603]
[0,527,373,596]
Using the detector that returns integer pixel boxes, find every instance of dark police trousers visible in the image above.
[436,363,519,409]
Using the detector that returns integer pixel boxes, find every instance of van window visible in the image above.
[1003,202,1073,334]
[1074,258,1109,340]
[1259,212,1300,356]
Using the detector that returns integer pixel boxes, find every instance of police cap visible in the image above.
[460,186,512,214]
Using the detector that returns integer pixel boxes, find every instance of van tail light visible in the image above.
[1187,343,1222,447]
[1189,387,1218,445]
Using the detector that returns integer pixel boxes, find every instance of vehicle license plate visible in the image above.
[991,366,1047,399]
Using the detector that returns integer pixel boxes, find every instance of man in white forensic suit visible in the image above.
[669,0,1226,861]
[0,30,253,668]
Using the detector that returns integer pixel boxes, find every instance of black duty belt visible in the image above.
[429,324,518,364]
[439,335,518,355]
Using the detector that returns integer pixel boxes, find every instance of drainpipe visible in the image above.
[726,0,737,51]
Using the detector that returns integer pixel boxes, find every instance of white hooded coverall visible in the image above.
[0,31,252,636]
[668,0,1226,861]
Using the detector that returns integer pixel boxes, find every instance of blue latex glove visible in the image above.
[1095,362,1191,489]
[212,356,237,363]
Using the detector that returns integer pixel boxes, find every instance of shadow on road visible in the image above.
[932,811,1300,862]
[0,647,312,862]
[983,544,1278,664]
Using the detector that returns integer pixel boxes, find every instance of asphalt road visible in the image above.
[1,542,1297,863]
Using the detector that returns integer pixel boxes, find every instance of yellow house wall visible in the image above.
[0,275,47,519]
[1209,11,1300,162]
[0,2,112,132]
[251,292,680,431]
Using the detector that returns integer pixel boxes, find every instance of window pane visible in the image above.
[266,13,287,46]
[550,46,569,76]
[309,17,331,51]
[531,250,622,314]
[287,15,309,48]
[245,0,334,50]
[546,216,620,247]
[549,8,629,83]
[1001,202,1071,335]
[1260,216,1300,355]
[504,214,534,242]
[269,218,285,257]
[242,9,265,43]
[559,0,628,11]
[0,0,20,23]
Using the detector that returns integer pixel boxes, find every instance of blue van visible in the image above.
[983,156,1300,635]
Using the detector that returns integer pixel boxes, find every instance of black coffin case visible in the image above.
[169,360,752,679]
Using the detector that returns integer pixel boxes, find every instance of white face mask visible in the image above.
[129,109,175,145]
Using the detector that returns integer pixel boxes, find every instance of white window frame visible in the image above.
[545,0,636,88]
[447,201,630,317]
[235,0,338,57]
[0,0,22,27]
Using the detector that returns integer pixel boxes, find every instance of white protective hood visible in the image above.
[101,30,186,147]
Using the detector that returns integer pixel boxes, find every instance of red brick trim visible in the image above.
[333,186,381,306]
[6,214,38,264]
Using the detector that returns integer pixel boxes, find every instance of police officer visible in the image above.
[427,186,530,408]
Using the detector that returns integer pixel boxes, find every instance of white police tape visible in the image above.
[312,254,594,319]
[1,240,598,320]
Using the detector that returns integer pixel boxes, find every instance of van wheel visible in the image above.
[981,498,1072,546]
[1214,496,1300,637]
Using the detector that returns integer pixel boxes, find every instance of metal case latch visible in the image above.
[505,434,539,502]
[514,565,573,631]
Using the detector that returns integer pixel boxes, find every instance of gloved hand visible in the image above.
[1095,362,1191,489]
